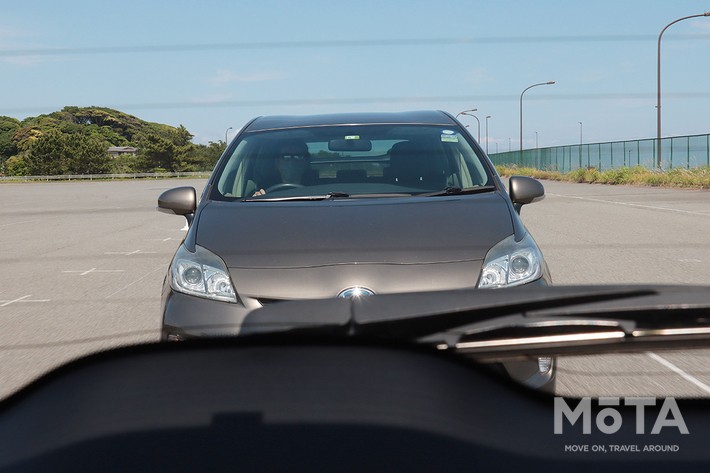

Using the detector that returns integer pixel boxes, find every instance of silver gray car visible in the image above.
[158,110,553,388]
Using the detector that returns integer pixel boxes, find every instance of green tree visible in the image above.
[3,107,211,175]
[25,130,68,175]
[110,153,139,174]
[5,155,30,176]
[65,133,112,174]
[136,134,177,172]
[24,131,111,175]
[136,124,208,172]
[194,141,226,170]
[0,116,20,165]
[170,125,200,171]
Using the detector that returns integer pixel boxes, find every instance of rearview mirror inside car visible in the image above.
[329,138,373,152]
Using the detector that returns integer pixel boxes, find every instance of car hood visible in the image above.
[195,193,514,269]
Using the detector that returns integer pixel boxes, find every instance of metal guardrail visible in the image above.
[489,133,710,172]
[0,171,210,182]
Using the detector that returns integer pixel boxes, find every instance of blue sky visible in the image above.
[2,0,709,149]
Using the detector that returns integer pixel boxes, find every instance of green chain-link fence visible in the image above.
[488,133,710,172]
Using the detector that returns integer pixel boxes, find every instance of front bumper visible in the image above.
[161,274,556,392]
[161,269,552,341]
[161,287,253,341]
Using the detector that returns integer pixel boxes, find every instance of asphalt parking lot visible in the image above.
[523,180,710,397]
[0,179,205,399]
[1,178,710,399]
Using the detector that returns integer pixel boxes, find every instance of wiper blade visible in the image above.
[243,286,660,337]
[241,285,710,357]
[242,191,350,202]
[419,186,496,197]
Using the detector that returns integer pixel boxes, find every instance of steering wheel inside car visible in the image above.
[265,183,305,193]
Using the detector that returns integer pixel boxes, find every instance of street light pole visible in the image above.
[485,116,491,154]
[471,114,481,143]
[455,108,477,119]
[456,108,481,144]
[657,12,710,169]
[457,109,481,142]
[225,126,233,145]
[520,81,555,153]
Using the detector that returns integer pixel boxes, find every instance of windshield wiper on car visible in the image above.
[242,191,350,202]
[238,285,710,358]
[419,186,496,197]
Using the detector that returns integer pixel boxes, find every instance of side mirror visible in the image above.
[157,186,197,225]
[508,176,544,214]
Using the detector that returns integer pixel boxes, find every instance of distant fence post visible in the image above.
[652,140,656,169]
[598,144,602,171]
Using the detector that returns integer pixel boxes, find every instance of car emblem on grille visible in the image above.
[337,287,376,299]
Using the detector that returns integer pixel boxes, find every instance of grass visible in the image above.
[495,165,710,189]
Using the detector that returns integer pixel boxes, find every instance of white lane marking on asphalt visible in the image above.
[679,258,702,263]
[548,193,710,217]
[104,250,158,256]
[0,295,30,307]
[104,265,165,299]
[0,295,51,307]
[647,352,710,395]
[62,268,125,276]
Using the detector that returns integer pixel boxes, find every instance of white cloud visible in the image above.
[461,67,492,86]
[0,25,42,66]
[209,69,283,85]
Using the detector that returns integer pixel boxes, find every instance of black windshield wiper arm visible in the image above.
[419,186,496,197]
[240,285,710,356]
[242,191,350,202]
[242,286,657,338]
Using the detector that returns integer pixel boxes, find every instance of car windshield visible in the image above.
[212,125,493,200]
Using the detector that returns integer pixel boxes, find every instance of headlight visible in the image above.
[538,356,553,374]
[478,233,543,288]
[170,244,238,303]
